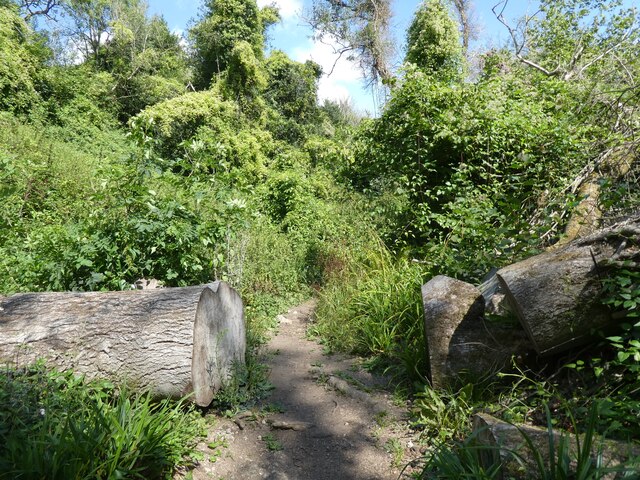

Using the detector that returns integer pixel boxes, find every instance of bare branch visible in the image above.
[493,0,638,83]
[571,26,637,80]
[20,0,60,21]
[317,35,352,76]
[306,0,394,86]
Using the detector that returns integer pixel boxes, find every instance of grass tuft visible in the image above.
[0,361,205,479]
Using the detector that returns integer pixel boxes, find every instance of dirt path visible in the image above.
[187,299,423,480]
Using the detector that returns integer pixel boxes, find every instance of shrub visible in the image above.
[131,89,241,158]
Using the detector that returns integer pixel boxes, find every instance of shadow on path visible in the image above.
[192,300,420,480]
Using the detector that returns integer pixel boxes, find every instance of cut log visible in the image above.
[472,413,640,480]
[496,218,640,355]
[422,276,529,388]
[479,269,514,317]
[0,281,245,407]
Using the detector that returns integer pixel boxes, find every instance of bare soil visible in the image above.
[186,299,423,480]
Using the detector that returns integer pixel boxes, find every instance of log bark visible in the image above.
[0,281,245,407]
[422,276,529,388]
[496,218,640,355]
[472,413,640,479]
[496,246,610,355]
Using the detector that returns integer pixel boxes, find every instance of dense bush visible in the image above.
[348,65,597,280]
[131,89,242,158]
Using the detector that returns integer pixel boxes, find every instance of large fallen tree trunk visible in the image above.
[0,281,245,407]
[472,413,640,480]
[496,217,640,355]
[558,144,636,246]
[422,276,529,388]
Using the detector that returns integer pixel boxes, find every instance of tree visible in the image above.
[101,2,188,119]
[307,0,394,86]
[264,50,321,125]
[451,0,477,57]
[223,39,267,117]
[0,3,47,112]
[16,0,61,20]
[62,0,112,64]
[189,0,277,89]
[405,0,463,81]
[493,0,638,82]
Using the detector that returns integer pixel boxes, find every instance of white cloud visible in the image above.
[293,35,364,104]
[171,28,188,49]
[293,35,361,82]
[317,80,351,104]
[257,0,303,21]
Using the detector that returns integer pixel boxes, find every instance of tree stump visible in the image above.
[0,281,245,407]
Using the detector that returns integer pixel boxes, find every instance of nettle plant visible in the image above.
[573,265,640,438]
[601,267,640,378]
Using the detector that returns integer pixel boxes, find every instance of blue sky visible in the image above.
[146,0,537,113]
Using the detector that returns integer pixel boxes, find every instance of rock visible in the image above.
[472,413,640,479]
[268,420,314,431]
[422,276,528,388]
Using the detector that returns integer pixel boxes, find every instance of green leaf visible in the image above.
[617,351,631,362]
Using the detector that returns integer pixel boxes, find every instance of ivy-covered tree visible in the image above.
[405,0,463,80]
[0,2,48,113]
[223,39,267,118]
[189,0,278,89]
[350,66,596,274]
[264,50,321,125]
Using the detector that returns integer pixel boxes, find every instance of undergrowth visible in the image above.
[417,403,640,480]
[0,361,205,479]
[311,240,428,385]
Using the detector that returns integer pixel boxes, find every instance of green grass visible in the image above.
[0,361,205,479]
[262,433,283,451]
[385,438,405,468]
[416,403,640,480]
[411,383,475,445]
[311,241,428,384]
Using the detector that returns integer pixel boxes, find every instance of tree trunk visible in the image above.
[472,413,640,479]
[0,281,245,407]
[558,144,635,246]
[495,218,640,355]
[422,276,529,388]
